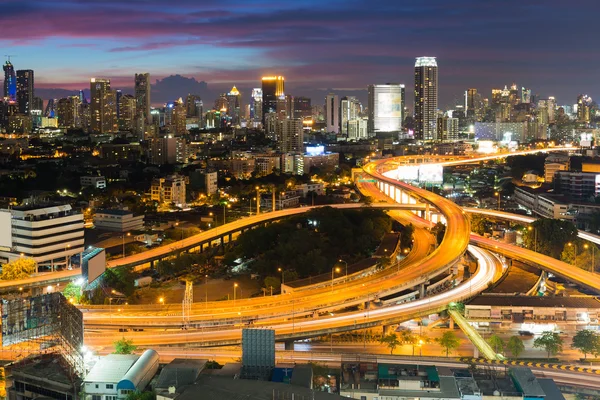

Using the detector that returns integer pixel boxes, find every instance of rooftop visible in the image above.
[156,359,207,389]
[510,367,545,397]
[96,209,133,216]
[468,295,600,309]
[84,354,139,383]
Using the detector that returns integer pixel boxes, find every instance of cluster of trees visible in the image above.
[487,334,525,358]
[379,330,461,357]
[431,222,446,245]
[560,239,600,273]
[114,338,137,354]
[571,329,600,360]
[228,208,393,279]
[522,218,578,259]
[0,258,37,280]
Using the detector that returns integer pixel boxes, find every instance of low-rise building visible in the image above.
[189,169,218,195]
[303,152,339,174]
[294,183,325,197]
[544,153,570,183]
[99,143,142,163]
[80,176,107,189]
[151,174,187,207]
[94,209,145,232]
[83,349,159,400]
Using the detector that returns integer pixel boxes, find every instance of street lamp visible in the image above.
[338,259,348,280]
[568,242,578,269]
[331,267,341,290]
[255,186,261,215]
[122,232,131,258]
[223,203,231,225]
[584,243,595,273]
[159,297,164,306]
[65,244,71,269]
[278,267,285,285]
[205,274,209,307]
[233,283,238,305]
[494,192,501,211]
[175,222,183,240]
[527,226,537,253]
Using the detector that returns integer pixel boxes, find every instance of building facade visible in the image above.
[414,57,438,141]
[325,93,339,134]
[134,73,151,124]
[367,84,404,135]
[151,175,187,206]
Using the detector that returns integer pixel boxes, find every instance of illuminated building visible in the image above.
[264,112,278,140]
[577,94,592,124]
[325,93,339,134]
[491,88,503,105]
[368,83,404,135]
[44,98,56,118]
[261,76,284,123]
[99,142,142,162]
[90,78,117,134]
[8,114,32,134]
[250,88,263,124]
[171,98,187,134]
[277,118,303,153]
[16,69,34,115]
[340,96,360,136]
[150,135,187,165]
[3,60,16,101]
[226,85,242,125]
[186,94,202,118]
[135,73,151,124]
[466,88,483,120]
[348,117,368,140]
[414,57,438,140]
[151,174,187,207]
[303,146,339,172]
[293,96,312,120]
[509,83,519,105]
[118,94,137,132]
[437,115,459,141]
[547,96,556,122]
[214,93,228,112]
[57,96,82,128]
[521,87,531,103]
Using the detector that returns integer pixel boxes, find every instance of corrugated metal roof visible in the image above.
[469,295,600,309]
[118,349,159,390]
[84,354,139,383]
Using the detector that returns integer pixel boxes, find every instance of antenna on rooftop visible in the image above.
[4,55,16,62]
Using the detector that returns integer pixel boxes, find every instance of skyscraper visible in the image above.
[521,87,531,104]
[414,57,438,141]
[250,88,263,124]
[90,78,117,134]
[325,93,339,134]
[3,61,16,101]
[16,70,34,115]
[57,96,82,129]
[277,118,304,153]
[340,96,360,136]
[577,94,592,124]
[134,73,151,124]
[368,84,404,135]
[261,76,284,123]
[293,97,312,120]
[118,94,137,132]
[226,86,242,125]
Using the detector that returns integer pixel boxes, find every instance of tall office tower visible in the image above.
[466,88,484,120]
[3,60,16,101]
[537,100,550,125]
[509,84,519,105]
[325,93,339,134]
[340,96,360,136]
[521,87,531,104]
[250,88,263,123]
[90,78,117,134]
[285,94,294,118]
[185,94,202,117]
[293,97,312,120]
[115,89,122,119]
[79,90,86,103]
[16,70,34,115]
[491,89,502,105]
[547,96,556,123]
[32,97,43,112]
[577,94,593,124]
[261,76,284,123]
[368,83,404,135]
[226,86,242,125]
[134,73,151,124]
[44,99,56,118]
[414,57,438,141]
[214,94,228,111]
[277,118,304,153]
[57,96,82,128]
[172,98,187,134]
[118,94,137,131]
[436,115,459,141]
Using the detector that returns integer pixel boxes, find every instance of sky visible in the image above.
[2,0,599,108]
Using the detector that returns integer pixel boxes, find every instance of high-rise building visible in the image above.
[118,94,137,132]
[171,98,187,135]
[491,89,503,105]
[414,57,438,141]
[214,94,228,112]
[134,73,151,124]
[577,94,592,124]
[44,99,57,118]
[325,93,339,134]
[293,96,312,120]
[90,78,117,134]
[521,87,531,104]
[437,115,459,141]
[149,135,187,164]
[368,84,404,135]
[277,118,304,153]
[348,117,369,140]
[226,86,242,125]
[57,96,82,128]
[547,96,556,123]
[3,61,16,101]
[185,94,202,118]
[250,88,263,124]
[466,88,483,120]
[16,70,34,115]
[261,76,284,123]
[340,96,360,136]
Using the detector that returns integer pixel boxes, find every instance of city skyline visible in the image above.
[1,0,599,107]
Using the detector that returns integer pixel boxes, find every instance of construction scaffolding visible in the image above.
[1,292,84,375]
[182,280,193,328]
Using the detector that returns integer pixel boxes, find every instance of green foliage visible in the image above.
[436,331,460,357]
[560,240,599,273]
[431,222,446,245]
[533,331,563,359]
[470,214,491,236]
[0,257,37,280]
[522,218,578,259]
[282,270,299,282]
[205,360,222,369]
[230,208,392,278]
[507,336,525,358]
[572,329,599,359]
[164,227,201,241]
[400,223,415,249]
[103,267,136,296]
[380,333,401,354]
[114,338,137,354]
[125,391,155,400]
[63,282,82,303]
[264,276,281,292]
[487,334,505,354]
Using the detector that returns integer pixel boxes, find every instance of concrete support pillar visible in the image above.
[228,233,233,242]
[284,340,295,351]
[473,345,479,358]
[425,203,431,222]
[449,318,455,329]
[419,283,425,298]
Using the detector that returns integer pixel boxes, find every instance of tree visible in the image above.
[0,257,37,280]
[431,222,446,245]
[380,333,401,354]
[63,282,83,304]
[560,240,599,273]
[398,329,417,355]
[507,336,525,359]
[436,331,460,357]
[470,214,491,236]
[400,223,415,249]
[263,276,281,292]
[533,331,563,359]
[114,338,137,354]
[487,334,505,354]
[125,391,155,400]
[572,329,599,360]
[522,218,578,259]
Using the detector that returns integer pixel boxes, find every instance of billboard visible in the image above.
[377,93,402,118]
[82,247,106,285]
[0,211,12,251]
